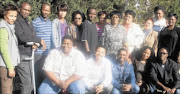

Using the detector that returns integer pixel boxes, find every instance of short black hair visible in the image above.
[96,44,106,51]
[154,6,165,14]
[87,7,96,15]
[41,3,50,10]
[117,48,127,55]
[98,11,107,17]
[167,12,178,21]
[125,10,136,19]
[72,10,86,22]
[57,4,68,12]
[110,10,121,18]
[158,47,169,55]
[0,4,18,18]
[62,35,73,43]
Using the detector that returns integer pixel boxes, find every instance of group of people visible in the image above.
[0,1,180,94]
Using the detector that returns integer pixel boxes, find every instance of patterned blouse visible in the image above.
[101,24,127,59]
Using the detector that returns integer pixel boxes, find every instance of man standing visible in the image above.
[38,35,86,94]
[111,48,140,94]
[150,47,180,94]
[82,7,98,58]
[32,3,52,88]
[15,2,46,94]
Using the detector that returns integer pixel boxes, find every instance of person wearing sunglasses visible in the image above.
[149,47,180,94]
[66,10,86,54]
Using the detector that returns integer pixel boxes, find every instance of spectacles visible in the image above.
[74,18,82,20]
[159,52,168,55]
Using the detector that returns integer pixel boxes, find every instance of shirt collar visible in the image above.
[40,16,50,22]
[59,47,75,57]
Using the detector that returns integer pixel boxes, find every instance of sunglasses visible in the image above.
[159,52,168,55]
[74,18,82,20]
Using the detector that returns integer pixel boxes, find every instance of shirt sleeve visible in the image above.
[14,21,41,44]
[134,25,144,48]
[73,51,86,77]
[51,19,60,48]
[0,28,14,70]
[82,21,88,41]
[102,59,112,87]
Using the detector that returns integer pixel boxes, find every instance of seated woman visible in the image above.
[83,45,112,94]
[133,46,155,94]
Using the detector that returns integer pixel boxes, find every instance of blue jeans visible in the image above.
[38,78,86,94]
[111,84,140,94]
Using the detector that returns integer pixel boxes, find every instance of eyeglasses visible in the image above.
[159,52,168,55]
[74,18,82,20]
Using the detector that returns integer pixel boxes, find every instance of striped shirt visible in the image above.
[95,23,104,39]
[32,16,52,55]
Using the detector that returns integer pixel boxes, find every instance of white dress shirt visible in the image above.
[42,47,86,81]
[83,57,112,88]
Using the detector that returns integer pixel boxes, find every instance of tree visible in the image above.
[0,0,179,26]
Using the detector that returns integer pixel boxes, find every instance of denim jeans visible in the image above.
[111,84,140,94]
[38,78,86,94]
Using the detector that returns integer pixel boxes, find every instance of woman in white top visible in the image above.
[153,6,167,33]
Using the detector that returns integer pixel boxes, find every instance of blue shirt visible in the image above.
[112,60,136,89]
[32,16,52,55]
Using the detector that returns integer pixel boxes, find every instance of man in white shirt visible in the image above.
[83,45,113,94]
[38,35,86,94]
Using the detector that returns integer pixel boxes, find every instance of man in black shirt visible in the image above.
[15,2,46,94]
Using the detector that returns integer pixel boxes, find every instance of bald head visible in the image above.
[41,4,51,20]
[20,2,31,18]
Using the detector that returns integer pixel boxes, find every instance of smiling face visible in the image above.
[155,10,164,20]
[20,3,31,18]
[141,48,151,60]
[98,14,106,24]
[4,10,17,24]
[41,4,51,19]
[158,48,168,61]
[117,50,127,63]
[74,14,82,26]
[144,19,153,30]
[168,16,177,27]
[88,9,96,21]
[61,39,73,55]
[95,47,106,61]
[124,14,133,25]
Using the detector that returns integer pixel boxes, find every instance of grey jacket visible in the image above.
[52,18,61,48]
[0,20,20,67]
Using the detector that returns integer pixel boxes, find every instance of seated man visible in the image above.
[83,45,112,94]
[111,48,140,94]
[149,47,180,94]
[38,35,86,94]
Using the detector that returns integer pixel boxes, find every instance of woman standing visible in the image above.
[0,4,20,94]
[122,10,144,57]
[101,10,127,60]
[141,17,158,55]
[158,12,180,61]
[52,4,68,48]
[153,6,167,33]
[66,10,86,53]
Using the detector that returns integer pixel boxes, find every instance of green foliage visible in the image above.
[0,0,179,26]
